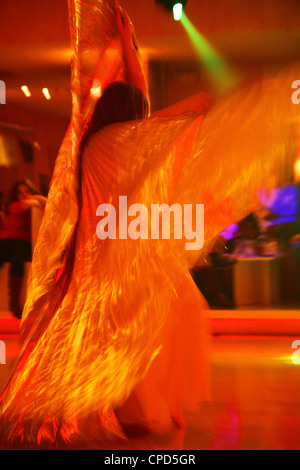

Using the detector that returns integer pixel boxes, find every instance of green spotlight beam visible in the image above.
[180,13,240,92]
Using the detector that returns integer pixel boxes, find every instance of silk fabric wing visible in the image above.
[0,0,299,446]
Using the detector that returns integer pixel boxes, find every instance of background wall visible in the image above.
[0,104,68,198]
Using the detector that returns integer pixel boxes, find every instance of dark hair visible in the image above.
[5,179,40,212]
[80,81,149,152]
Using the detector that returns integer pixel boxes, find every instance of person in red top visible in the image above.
[0,179,47,318]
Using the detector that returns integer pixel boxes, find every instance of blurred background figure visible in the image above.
[0,179,47,318]
[257,181,300,300]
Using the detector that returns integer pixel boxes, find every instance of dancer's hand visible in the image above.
[197,92,214,114]
[114,1,148,97]
[114,2,135,47]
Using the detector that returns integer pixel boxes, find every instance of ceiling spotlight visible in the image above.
[155,0,188,20]
[42,88,51,100]
[173,3,183,20]
[21,85,31,97]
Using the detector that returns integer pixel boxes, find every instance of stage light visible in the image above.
[173,3,183,21]
[42,88,51,100]
[156,0,188,20]
[21,86,31,97]
[180,14,239,92]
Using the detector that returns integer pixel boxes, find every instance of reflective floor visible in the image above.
[1,329,300,450]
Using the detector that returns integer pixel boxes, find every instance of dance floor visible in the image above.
[0,309,300,450]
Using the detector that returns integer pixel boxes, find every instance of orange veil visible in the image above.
[0,0,299,447]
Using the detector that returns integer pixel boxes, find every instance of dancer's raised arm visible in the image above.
[115,2,148,97]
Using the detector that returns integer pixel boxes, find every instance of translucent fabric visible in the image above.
[0,0,299,448]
